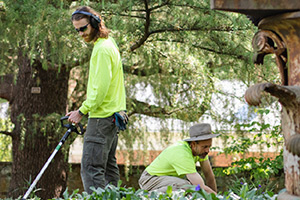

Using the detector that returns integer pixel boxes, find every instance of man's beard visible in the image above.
[199,153,208,158]
[82,28,98,43]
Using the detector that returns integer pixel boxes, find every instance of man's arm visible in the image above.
[79,52,112,114]
[200,159,217,192]
[186,173,217,194]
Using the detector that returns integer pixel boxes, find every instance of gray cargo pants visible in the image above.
[139,170,192,193]
[81,116,119,194]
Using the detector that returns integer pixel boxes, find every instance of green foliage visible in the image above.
[0,1,280,126]
[12,183,278,200]
[220,122,282,156]
[0,117,13,161]
[1,0,280,138]
[0,98,7,103]
[0,133,12,161]
[1,0,90,75]
[213,109,283,193]
[95,0,279,123]
[0,0,284,197]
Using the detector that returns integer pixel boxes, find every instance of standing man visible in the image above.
[67,6,126,194]
[139,123,219,194]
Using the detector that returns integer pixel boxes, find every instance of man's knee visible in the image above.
[139,172,191,193]
[148,179,191,193]
[170,179,191,191]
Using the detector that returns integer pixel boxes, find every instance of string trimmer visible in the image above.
[21,116,85,200]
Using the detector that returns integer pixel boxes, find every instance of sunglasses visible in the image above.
[75,23,89,33]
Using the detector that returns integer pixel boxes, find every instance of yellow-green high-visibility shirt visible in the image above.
[146,141,208,178]
[79,37,126,118]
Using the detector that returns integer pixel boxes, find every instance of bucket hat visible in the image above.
[184,123,220,142]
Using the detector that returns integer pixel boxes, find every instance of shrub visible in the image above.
[43,183,278,200]
[213,114,284,194]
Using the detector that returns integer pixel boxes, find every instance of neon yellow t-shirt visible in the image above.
[146,141,208,178]
[79,37,126,118]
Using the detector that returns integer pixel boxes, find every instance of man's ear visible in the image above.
[190,141,196,148]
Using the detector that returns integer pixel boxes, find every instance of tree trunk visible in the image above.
[8,54,70,199]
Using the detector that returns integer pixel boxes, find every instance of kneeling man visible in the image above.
[139,123,219,194]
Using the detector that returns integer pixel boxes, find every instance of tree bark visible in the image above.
[0,74,14,101]
[6,54,70,199]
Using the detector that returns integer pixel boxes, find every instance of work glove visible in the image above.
[114,111,128,131]
[118,110,129,123]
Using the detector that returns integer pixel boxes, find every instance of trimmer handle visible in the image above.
[60,116,85,135]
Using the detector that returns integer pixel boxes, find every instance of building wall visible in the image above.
[69,133,282,167]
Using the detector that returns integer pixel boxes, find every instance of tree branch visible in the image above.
[104,12,146,19]
[129,99,168,117]
[104,1,170,20]
[131,21,248,51]
[68,56,90,69]
[149,0,170,12]
[0,131,12,136]
[0,74,14,102]
[191,44,250,61]
[152,38,250,62]
[129,97,210,122]
[150,26,245,35]
[123,63,163,76]
[130,0,151,51]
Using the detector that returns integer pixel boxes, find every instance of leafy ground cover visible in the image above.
[10,181,281,200]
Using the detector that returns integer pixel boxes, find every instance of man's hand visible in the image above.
[186,173,217,194]
[66,110,83,124]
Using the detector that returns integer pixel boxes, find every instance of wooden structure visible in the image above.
[211,1,300,199]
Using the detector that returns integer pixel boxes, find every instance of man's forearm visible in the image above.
[200,160,217,192]
[206,176,217,192]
